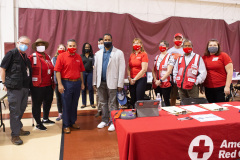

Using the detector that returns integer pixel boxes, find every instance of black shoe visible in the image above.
[81,105,86,109]
[20,129,30,136]
[36,124,47,131]
[11,136,23,145]
[91,105,96,109]
[42,119,55,124]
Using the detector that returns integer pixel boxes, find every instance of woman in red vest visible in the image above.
[127,38,148,107]
[29,39,55,131]
[152,40,174,106]
[203,39,233,103]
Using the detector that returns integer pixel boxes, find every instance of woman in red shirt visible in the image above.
[127,38,148,107]
[29,39,55,131]
[203,39,233,103]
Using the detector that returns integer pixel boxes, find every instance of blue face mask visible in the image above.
[19,44,28,52]
[98,44,104,50]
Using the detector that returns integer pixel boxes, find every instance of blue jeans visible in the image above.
[61,80,81,128]
[82,71,94,105]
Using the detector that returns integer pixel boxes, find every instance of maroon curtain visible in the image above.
[19,8,240,73]
[4,42,16,55]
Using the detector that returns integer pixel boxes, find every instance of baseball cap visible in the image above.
[174,33,183,39]
[117,90,127,106]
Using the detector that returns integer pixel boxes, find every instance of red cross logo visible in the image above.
[193,140,210,158]
[188,135,213,160]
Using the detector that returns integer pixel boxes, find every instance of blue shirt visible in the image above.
[101,46,113,81]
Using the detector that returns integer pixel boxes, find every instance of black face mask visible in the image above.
[104,42,112,48]
[85,49,91,53]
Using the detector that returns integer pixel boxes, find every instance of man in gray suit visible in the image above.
[93,33,125,131]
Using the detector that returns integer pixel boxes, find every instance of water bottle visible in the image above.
[156,93,162,111]
[233,69,236,78]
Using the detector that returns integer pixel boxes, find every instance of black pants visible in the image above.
[154,86,172,106]
[129,77,147,107]
[31,85,53,124]
[55,84,63,113]
[205,86,225,103]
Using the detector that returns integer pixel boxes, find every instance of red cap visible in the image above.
[174,33,183,38]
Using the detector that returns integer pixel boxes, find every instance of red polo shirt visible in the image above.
[54,51,85,79]
[29,52,54,87]
[203,52,232,88]
[129,52,148,78]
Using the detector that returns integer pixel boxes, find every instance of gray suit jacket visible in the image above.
[93,46,125,89]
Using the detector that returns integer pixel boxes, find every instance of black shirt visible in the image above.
[0,48,32,88]
[81,54,94,72]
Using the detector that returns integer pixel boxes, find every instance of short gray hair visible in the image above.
[18,36,31,42]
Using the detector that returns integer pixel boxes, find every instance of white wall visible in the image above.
[0,0,240,58]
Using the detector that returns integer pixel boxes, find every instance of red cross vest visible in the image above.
[152,53,171,89]
[176,53,200,90]
[31,52,52,87]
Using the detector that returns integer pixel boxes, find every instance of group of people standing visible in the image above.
[0,32,233,145]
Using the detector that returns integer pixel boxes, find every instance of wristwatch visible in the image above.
[160,79,163,83]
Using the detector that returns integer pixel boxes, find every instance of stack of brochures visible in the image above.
[162,106,189,115]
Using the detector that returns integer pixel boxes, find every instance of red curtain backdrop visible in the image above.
[19,8,240,73]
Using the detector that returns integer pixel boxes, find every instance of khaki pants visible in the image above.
[179,85,199,100]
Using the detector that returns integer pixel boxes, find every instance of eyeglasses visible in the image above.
[183,45,192,47]
[19,41,30,46]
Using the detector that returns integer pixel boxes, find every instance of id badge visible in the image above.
[26,67,30,77]
[48,69,51,75]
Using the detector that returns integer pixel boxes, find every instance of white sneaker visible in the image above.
[108,124,115,132]
[97,122,107,129]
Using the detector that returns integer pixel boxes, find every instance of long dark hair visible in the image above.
[82,43,93,57]
[204,39,221,56]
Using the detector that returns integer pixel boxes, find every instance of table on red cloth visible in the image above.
[111,102,240,160]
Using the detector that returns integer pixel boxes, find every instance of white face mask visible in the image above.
[98,44,104,50]
[36,46,46,52]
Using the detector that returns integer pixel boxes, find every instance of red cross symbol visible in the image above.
[193,140,210,158]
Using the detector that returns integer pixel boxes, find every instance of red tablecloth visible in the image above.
[112,102,240,160]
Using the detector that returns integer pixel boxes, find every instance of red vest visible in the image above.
[153,53,171,89]
[31,52,52,87]
[176,53,200,90]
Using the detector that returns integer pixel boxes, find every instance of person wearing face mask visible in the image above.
[168,33,185,106]
[0,36,32,145]
[95,38,104,117]
[98,38,104,50]
[93,33,125,132]
[152,40,174,106]
[29,39,55,131]
[80,43,95,109]
[55,39,85,134]
[203,39,233,103]
[173,39,207,100]
[51,44,66,121]
[127,38,148,107]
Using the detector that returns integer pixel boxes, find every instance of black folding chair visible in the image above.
[180,98,208,105]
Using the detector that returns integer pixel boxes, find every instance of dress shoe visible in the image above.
[11,136,23,145]
[64,127,71,134]
[71,124,80,129]
[20,129,30,136]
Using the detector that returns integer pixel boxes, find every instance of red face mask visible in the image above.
[67,48,77,54]
[58,50,65,54]
[183,47,193,54]
[133,45,141,51]
[174,40,182,46]
[159,46,167,52]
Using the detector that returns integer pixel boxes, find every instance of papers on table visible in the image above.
[190,114,224,122]
[180,105,208,113]
[162,106,188,115]
[232,106,240,109]
[199,103,228,111]
[221,104,233,107]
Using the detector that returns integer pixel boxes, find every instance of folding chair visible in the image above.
[180,98,208,105]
